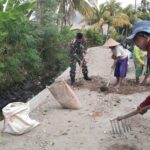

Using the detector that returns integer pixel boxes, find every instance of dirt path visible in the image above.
[1,47,150,150]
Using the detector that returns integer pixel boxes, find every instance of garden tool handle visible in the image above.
[116,104,150,121]
[116,110,138,120]
[106,69,113,87]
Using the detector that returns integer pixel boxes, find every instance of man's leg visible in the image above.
[118,77,123,86]
[141,73,150,85]
[136,77,140,84]
[141,58,150,85]
[81,59,91,80]
[70,58,77,85]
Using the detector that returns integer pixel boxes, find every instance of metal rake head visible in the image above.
[110,119,132,135]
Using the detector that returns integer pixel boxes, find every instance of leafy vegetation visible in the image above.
[0,0,76,91]
[84,28,105,47]
[0,0,149,99]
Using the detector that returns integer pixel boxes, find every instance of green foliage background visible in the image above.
[0,0,76,90]
[0,0,149,91]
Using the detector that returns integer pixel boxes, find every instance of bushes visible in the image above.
[108,26,123,41]
[0,48,42,89]
[34,25,75,72]
[0,0,78,90]
[0,1,43,89]
[84,28,105,47]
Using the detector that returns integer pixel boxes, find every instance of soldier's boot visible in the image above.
[83,73,92,81]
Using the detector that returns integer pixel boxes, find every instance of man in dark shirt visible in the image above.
[70,33,91,85]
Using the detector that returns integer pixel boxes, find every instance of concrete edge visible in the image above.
[0,46,101,129]
[0,87,54,129]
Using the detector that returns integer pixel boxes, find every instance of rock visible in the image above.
[50,142,55,146]
[103,131,107,134]
[62,132,68,135]
[116,100,120,103]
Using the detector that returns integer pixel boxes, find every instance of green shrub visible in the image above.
[108,26,122,41]
[21,48,43,73]
[84,28,105,47]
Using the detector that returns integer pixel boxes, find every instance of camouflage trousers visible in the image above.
[70,56,88,79]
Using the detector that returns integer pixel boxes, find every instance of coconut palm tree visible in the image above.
[137,0,150,20]
[82,4,106,30]
[112,13,132,37]
[140,0,150,12]
[58,0,93,25]
[105,0,121,16]
[122,4,139,24]
[82,1,131,37]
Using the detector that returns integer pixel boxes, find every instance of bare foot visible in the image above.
[140,82,148,86]
[114,84,120,89]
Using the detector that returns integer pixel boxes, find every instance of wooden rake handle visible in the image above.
[106,69,113,87]
[115,105,150,120]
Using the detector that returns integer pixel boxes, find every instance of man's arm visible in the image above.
[137,95,150,114]
[70,40,81,62]
[82,39,88,54]
[139,95,150,108]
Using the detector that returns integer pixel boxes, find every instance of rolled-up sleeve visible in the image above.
[140,95,150,108]
[82,40,87,50]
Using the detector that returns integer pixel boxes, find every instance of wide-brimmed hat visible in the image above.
[127,20,150,40]
[103,38,120,47]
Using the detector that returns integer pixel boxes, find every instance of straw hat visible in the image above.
[103,38,120,47]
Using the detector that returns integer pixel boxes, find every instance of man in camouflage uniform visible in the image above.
[70,33,91,85]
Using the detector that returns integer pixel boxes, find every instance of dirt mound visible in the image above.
[68,76,150,95]
[108,144,138,150]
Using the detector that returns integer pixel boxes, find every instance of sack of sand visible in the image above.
[47,80,81,109]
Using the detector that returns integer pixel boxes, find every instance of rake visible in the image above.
[110,105,150,135]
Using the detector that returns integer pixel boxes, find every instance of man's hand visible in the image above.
[111,64,115,69]
[84,50,87,55]
[80,59,84,67]
[136,106,147,115]
[111,54,117,60]
[142,64,146,69]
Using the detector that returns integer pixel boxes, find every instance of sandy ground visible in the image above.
[1,47,150,150]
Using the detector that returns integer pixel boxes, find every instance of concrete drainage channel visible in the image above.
[0,64,72,130]
[0,85,54,130]
[1,75,150,129]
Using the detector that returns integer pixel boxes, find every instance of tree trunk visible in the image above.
[125,26,128,38]
[135,0,137,12]
[63,0,67,25]
[106,24,110,40]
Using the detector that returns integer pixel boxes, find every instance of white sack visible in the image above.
[2,102,39,135]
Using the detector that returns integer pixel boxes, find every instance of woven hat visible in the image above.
[103,38,120,47]
[127,20,150,40]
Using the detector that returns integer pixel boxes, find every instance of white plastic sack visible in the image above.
[48,80,82,109]
[2,102,39,135]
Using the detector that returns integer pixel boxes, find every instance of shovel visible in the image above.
[100,69,113,92]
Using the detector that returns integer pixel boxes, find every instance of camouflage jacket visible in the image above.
[70,39,87,61]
